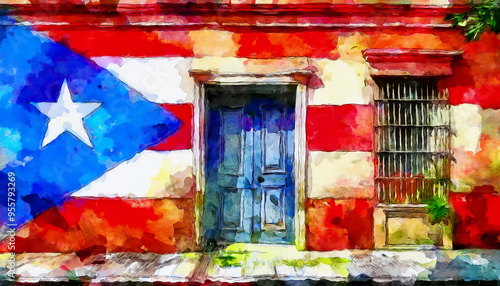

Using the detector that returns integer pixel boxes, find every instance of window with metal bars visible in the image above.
[374,78,451,205]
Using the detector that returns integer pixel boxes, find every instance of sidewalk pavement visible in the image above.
[1,245,500,285]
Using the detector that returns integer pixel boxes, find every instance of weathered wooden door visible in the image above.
[203,84,296,246]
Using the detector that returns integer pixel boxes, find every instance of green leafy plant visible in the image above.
[446,0,500,41]
[283,258,319,268]
[182,252,201,261]
[212,245,250,268]
[213,252,250,268]
[425,195,452,224]
[283,257,351,276]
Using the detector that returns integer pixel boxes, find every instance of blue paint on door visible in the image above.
[203,84,296,246]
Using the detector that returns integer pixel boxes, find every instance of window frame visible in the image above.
[372,77,452,205]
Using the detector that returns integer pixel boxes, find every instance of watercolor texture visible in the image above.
[0,0,500,283]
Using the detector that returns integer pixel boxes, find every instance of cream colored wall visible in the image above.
[307,151,374,199]
[310,59,371,106]
[451,106,500,193]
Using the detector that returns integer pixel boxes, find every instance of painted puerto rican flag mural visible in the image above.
[1,1,500,255]
[0,18,196,253]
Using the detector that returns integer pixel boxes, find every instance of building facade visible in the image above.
[2,0,500,253]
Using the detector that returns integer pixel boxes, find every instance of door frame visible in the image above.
[190,70,314,250]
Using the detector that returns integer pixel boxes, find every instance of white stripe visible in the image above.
[310,59,371,106]
[72,150,194,198]
[308,151,374,199]
[92,57,194,104]
[451,103,482,154]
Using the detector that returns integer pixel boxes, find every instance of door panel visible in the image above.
[220,108,244,176]
[203,84,296,246]
[221,189,243,229]
[253,102,295,244]
[262,186,285,229]
[262,107,286,173]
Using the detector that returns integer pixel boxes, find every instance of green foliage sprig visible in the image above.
[446,0,500,41]
[424,195,452,225]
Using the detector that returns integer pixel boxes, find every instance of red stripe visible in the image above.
[443,33,500,110]
[150,103,193,151]
[0,197,196,253]
[450,186,500,249]
[306,104,373,152]
[235,32,338,59]
[43,30,194,58]
[306,198,374,251]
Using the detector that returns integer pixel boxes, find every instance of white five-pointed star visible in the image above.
[32,79,102,148]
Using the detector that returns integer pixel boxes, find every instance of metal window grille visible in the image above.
[374,78,451,205]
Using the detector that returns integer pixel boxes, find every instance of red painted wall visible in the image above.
[443,33,500,109]
[306,198,374,250]
[306,105,373,152]
[450,186,500,249]
[0,197,196,253]
[47,30,195,58]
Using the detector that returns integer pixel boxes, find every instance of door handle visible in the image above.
[258,176,265,183]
